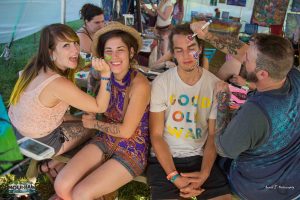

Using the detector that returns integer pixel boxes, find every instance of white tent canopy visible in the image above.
[0,0,102,44]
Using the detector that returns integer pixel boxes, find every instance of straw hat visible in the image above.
[92,21,142,58]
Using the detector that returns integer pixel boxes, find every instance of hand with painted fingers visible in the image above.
[92,57,111,78]
[190,21,209,39]
[82,113,97,129]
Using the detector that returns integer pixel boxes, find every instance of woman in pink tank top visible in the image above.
[8,23,111,177]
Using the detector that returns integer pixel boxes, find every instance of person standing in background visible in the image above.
[142,0,174,57]
[172,0,184,25]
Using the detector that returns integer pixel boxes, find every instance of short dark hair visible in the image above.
[169,23,204,66]
[251,34,294,80]
[80,3,104,22]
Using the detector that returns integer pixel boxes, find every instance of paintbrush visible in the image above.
[192,20,213,38]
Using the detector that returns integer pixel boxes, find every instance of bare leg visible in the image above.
[54,143,104,200]
[71,158,133,200]
[40,125,95,177]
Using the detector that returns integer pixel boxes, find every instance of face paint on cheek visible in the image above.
[191,51,201,66]
[104,54,112,62]
[192,51,200,59]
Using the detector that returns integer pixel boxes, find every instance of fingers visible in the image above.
[190,21,207,38]
[180,185,205,198]
[92,57,111,75]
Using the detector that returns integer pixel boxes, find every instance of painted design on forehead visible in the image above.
[187,34,194,42]
[104,54,112,62]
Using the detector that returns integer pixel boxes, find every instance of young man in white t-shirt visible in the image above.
[146,23,231,199]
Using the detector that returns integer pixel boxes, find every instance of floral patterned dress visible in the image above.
[92,68,150,177]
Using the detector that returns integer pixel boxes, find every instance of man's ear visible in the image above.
[257,70,269,80]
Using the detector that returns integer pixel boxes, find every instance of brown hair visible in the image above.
[169,23,205,66]
[9,23,79,105]
[251,34,294,80]
[80,3,104,22]
[96,30,138,63]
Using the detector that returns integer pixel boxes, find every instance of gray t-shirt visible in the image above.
[215,99,269,159]
[150,67,219,157]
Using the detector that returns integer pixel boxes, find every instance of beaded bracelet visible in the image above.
[100,77,110,81]
[170,174,180,183]
[166,171,178,180]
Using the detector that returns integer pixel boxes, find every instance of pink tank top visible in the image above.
[9,74,69,138]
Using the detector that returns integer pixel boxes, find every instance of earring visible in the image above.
[50,55,56,61]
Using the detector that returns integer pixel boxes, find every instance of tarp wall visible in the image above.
[0,0,102,44]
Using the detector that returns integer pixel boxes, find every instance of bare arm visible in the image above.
[156,5,173,21]
[180,119,217,190]
[51,58,111,113]
[77,33,92,53]
[190,21,248,63]
[83,74,151,138]
[150,111,189,189]
[150,111,176,174]
[200,119,217,179]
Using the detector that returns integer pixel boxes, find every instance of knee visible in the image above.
[72,185,92,200]
[54,173,72,198]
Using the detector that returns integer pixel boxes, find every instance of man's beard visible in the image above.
[246,71,258,83]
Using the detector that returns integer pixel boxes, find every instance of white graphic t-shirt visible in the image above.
[150,67,219,157]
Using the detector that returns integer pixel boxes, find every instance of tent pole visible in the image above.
[136,0,142,32]
[61,0,66,24]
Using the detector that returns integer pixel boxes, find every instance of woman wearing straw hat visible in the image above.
[54,22,151,200]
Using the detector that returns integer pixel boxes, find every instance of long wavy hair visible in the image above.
[9,23,80,105]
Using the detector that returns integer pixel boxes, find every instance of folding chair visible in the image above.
[204,48,217,63]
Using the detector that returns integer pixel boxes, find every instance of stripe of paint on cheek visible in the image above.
[104,54,112,62]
